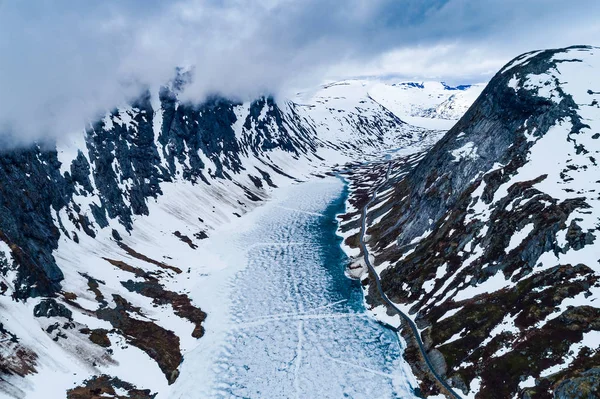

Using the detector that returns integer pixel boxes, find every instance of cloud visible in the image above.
[0,0,598,145]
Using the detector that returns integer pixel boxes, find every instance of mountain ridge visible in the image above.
[339,45,600,398]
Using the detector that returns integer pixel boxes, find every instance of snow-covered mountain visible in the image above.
[295,79,485,132]
[0,73,466,398]
[369,81,485,130]
[340,45,600,399]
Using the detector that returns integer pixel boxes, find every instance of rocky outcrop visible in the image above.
[67,375,156,399]
[553,368,600,399]
[33,298,73,320]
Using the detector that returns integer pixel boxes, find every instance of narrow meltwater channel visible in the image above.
[210,177,419,399]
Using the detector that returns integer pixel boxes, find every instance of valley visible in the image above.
[0,45,599,399]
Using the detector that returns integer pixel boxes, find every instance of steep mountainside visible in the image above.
[0,78,434,397]
[340,45,600,398]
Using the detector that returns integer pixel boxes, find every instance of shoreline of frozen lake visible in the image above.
[169,176,418,398]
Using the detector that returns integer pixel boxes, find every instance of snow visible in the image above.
[369,80,485,124]
[440,328,466,346]
[295,79,484,132]
[435,263,448,280]
[538,330,600,379]
[409,228,433,245]
[506,223,534,253]
[508,75,520,91]
[518,376,536,390]
[453,270,513,302]
[464,377,482,399]
[371,305,402,329]
[56,129,89,175]
[399,115,456,130]
[451,141,478,162]
[500,50,543,74]
[114,107,137,130]
[479,312,520,355]
[196,178,419,398]
[422,279,436,294]
[438,306,463,322]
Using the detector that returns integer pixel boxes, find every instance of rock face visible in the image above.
[342,46,600,398]
[554,368,600,399]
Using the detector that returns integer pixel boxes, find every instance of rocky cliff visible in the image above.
[341,45,600,398]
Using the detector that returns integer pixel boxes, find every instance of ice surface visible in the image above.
[201,178,419,399]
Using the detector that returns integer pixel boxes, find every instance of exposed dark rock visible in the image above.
[193,231,208,240]
[33,298,73,320]
[111,229,122,241]
[553,368,600,399]
[173,231,197,249]
[565,220,596,251]
[67,374,156,399]
[117,242,182,274]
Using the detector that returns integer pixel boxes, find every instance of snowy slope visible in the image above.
[293,79,485,132]
[0,76,443,398]
[369,81,485,130]
[340,45,600,399]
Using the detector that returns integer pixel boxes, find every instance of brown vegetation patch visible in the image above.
[117,242,182,274]
[0,340,37,377]
[102,257,207,339]
[96,295,182,384]
[80,328,112,348]
[121,280,206,338]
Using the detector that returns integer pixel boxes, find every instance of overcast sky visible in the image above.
[0,0,599,144]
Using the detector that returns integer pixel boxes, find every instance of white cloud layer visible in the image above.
[0,0,599,145]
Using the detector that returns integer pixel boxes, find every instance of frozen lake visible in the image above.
[208,177,418,398]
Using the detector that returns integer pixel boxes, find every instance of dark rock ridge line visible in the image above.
[341,45,600,398]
